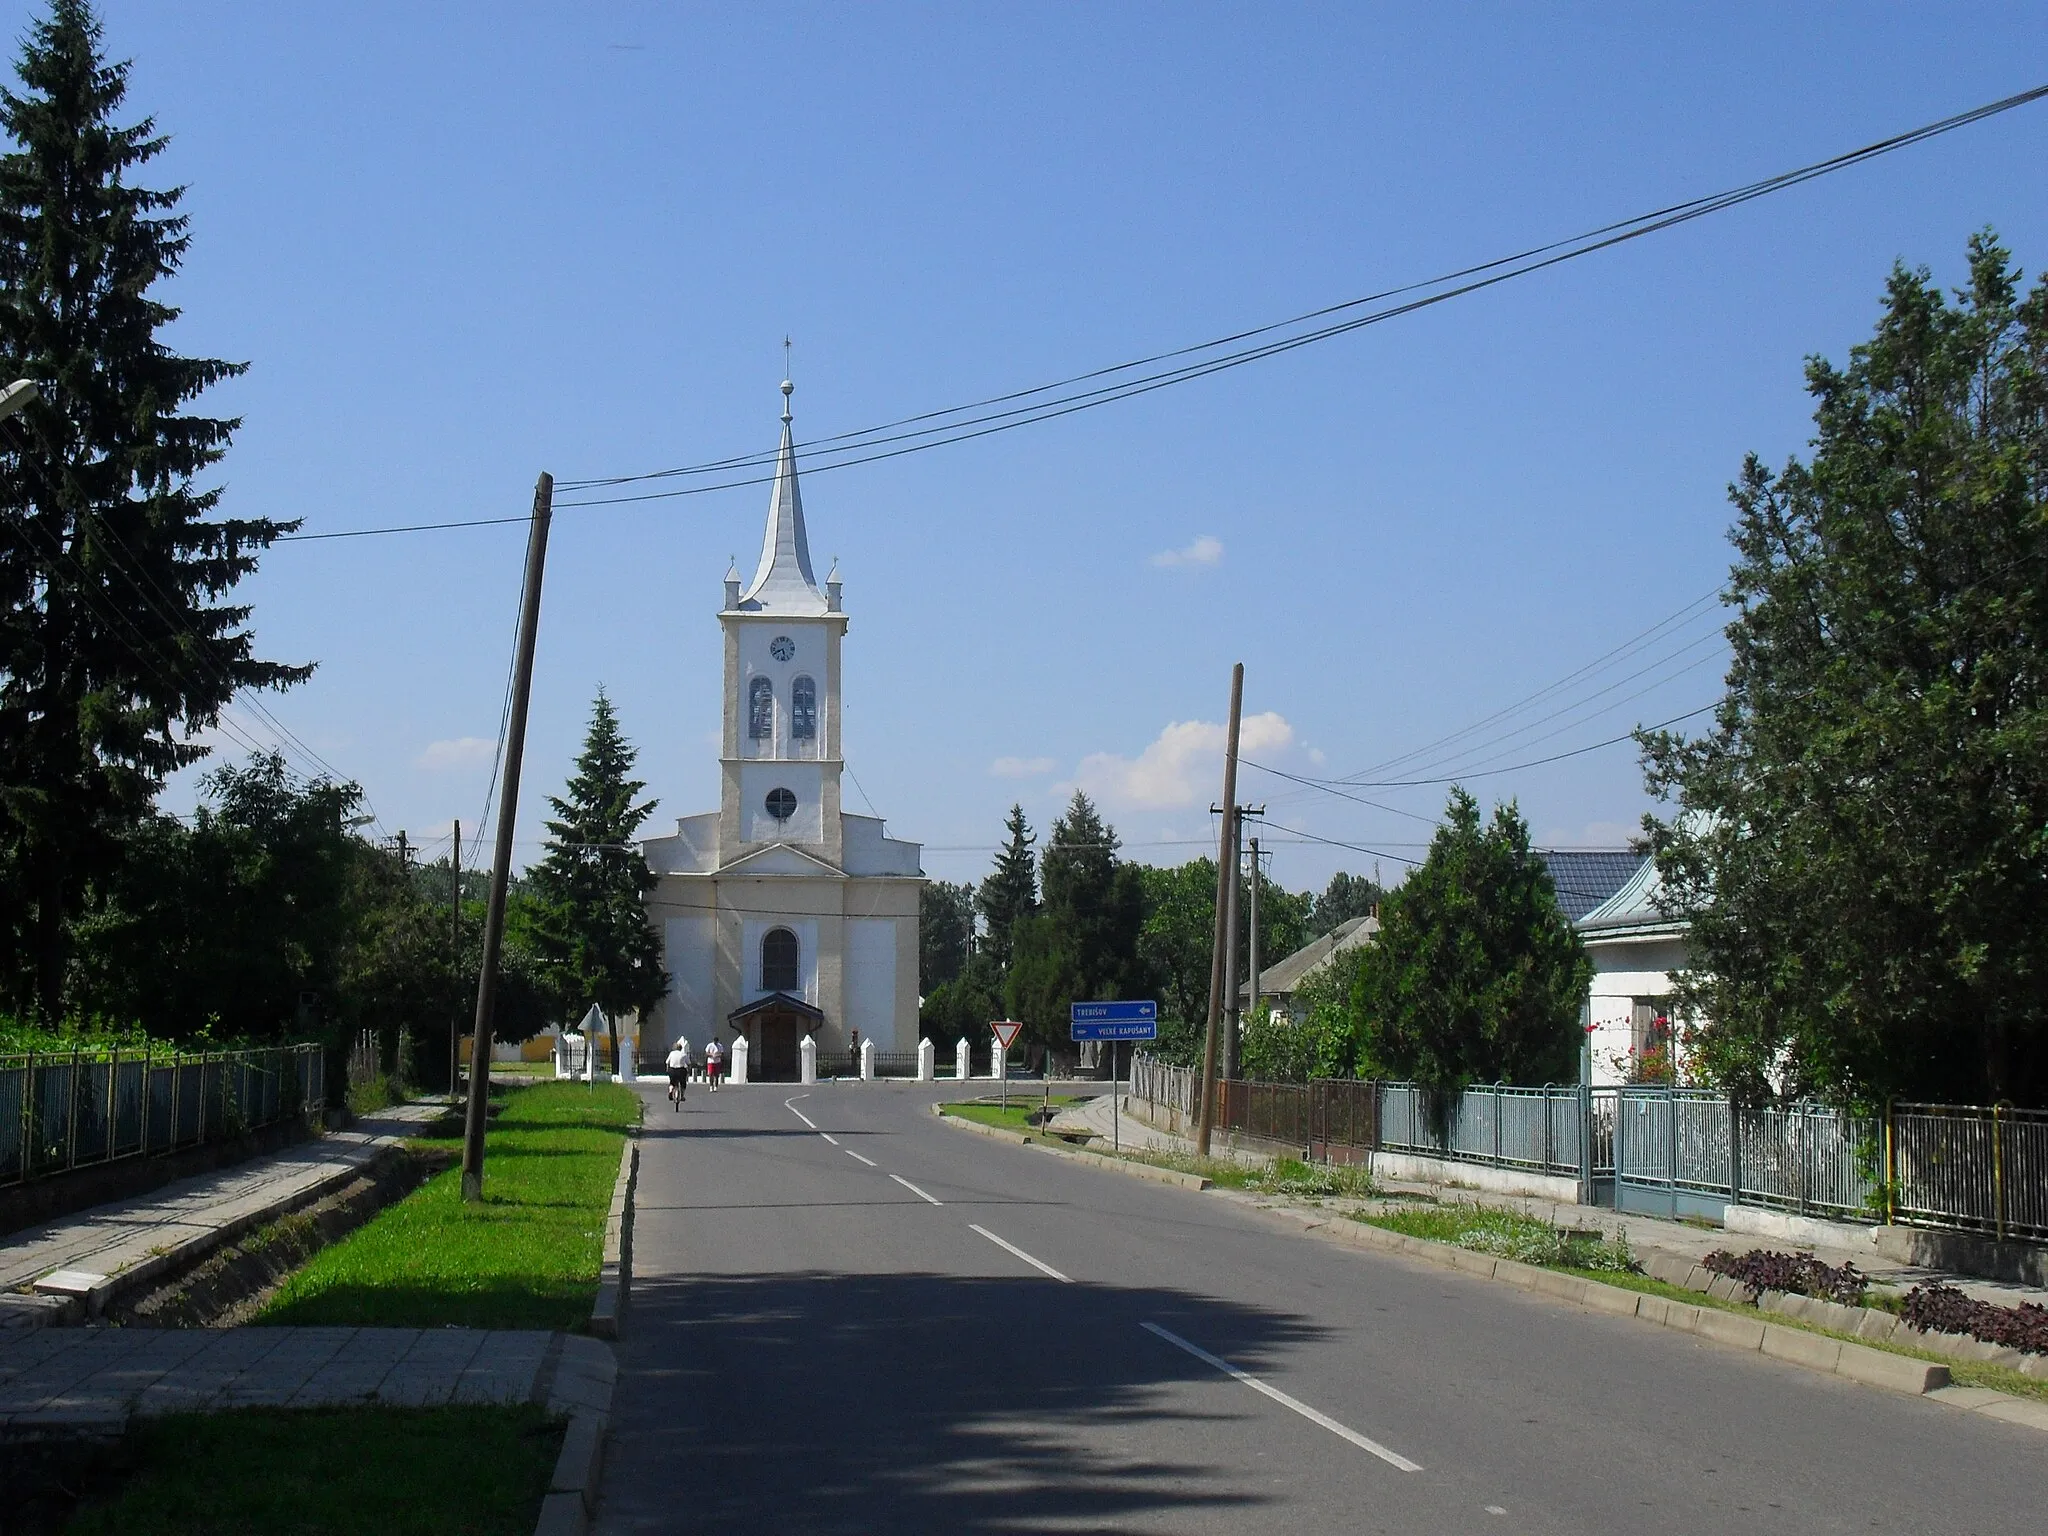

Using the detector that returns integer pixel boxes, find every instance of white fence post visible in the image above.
[917,1037,936,1082]
[955,1037,971,1082]
[800,1035,817,1085]
[729,1036,749,1085]
[860,1037,876,1081]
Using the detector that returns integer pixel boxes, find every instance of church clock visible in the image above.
[769,635,796,662]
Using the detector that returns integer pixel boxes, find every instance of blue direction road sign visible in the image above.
[1070,999,1158,1041]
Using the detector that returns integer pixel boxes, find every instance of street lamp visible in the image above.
[0,379,37,422]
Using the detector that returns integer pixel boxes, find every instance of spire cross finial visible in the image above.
[781,337,794,423]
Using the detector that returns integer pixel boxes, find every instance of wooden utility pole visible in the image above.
[462,474,554,1203]
[448,818,461,1102]
[1196,663,1243,1157]
[1247,834,1262,1041]
[1220,811,1243,1081]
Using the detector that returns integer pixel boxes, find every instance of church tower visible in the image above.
[717,379,847,865]
[641,381,924,1081]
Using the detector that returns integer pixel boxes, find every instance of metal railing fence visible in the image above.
[1891,1102,2048,1243]
[1128,1052,2043,1243]
[870,1052,924,1079]
[0,1044,324,1188]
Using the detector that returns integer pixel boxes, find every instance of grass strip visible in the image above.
[63,1405,562,1536]
[1350,1203,2048,1404]
[260,1081,637,1330]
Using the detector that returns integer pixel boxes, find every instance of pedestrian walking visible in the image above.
[705,1037,723,1091]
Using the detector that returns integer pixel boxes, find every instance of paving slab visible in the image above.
[0,1325,561,1430]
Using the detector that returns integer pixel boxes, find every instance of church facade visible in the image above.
[640,382,924,1080]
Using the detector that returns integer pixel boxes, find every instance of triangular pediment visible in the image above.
[718,842,844,877]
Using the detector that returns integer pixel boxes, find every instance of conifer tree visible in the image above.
[519,691,668,1066]
[1355,788,1586,1094]
[0,1,302,1016]
[974,803,1038,970]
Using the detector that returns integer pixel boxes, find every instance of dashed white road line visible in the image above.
[890,1174,943,1206]
[784,1097,817,1129]
[1140,1321,1422,1472]
[819,1133,840,1145]
[970,1224,1071,1282]
[845,1149,878,1167]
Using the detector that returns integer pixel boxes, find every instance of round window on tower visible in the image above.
[765,787,797,821]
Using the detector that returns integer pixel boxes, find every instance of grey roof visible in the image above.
[1241,915,1378,1001]
[1538,850,1650,923]
[735,382,830,616]
[1577,854,1684,936]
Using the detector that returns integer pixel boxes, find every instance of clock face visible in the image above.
[769,635,795,662]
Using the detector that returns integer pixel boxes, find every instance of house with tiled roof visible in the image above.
[1575,855,1691,1085]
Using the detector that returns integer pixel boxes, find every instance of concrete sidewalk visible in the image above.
[1055,1090,2048,1311]
[0,1102,448,1326]
[0,1324,612,1437]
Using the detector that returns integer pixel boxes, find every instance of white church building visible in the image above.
[640,382,924,1081]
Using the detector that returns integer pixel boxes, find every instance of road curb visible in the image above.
[932,1104,1211,1190]
[932,1096,2045,1431]
[1291,1210,2001,1408]
[534,1335,619,1536]
[590,1133,639,1341]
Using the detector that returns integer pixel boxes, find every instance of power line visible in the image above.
[277,83,2048,543]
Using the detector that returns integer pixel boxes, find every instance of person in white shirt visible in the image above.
[705,1037,724,1091]
[665,1038,689,1107]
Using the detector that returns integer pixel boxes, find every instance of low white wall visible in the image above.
[1123,1096,1582,1198]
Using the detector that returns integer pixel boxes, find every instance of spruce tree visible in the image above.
[519,690,669,1067]
[0,1,303,1016]
[974,803,1038,970]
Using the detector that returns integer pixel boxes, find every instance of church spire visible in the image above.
[737,375,827,613]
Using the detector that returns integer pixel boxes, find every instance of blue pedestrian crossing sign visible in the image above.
[1070,1000,1158,1041]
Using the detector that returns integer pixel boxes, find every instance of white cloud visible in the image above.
[1149,534,1224,569]
[1074,712,1293,810]
[416,736,498,771]
[989,756,1058,778]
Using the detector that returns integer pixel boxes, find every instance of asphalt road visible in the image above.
[595,1081,2044,1534]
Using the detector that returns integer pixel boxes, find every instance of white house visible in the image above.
[640,381,924,1082]
[1576,855,1690,1086]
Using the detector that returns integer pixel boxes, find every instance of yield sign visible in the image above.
[991,1020,1024,1051]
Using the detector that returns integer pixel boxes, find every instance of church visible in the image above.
[640,382,925,1081]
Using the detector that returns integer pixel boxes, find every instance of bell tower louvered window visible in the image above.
[791,675,818,740]
[748,676,774,740]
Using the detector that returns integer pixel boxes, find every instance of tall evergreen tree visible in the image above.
[518,690,668,1066]
[918,879,975,990]
[1644,234,2048,1107]
[0,1,302,1016]
[974,803,1038,970]
[1006,791,1146,1052]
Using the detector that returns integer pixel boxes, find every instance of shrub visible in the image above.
[1701,1247,1866,1305]
[1901,1283,2048,1355]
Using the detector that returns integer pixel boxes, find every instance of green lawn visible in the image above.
[64,1406,561,1536]
[260,1081,637,1330]
[940,1098,1079,1134]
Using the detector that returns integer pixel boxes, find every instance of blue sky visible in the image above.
[29,2,2048,895]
